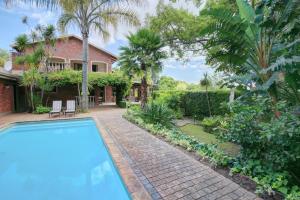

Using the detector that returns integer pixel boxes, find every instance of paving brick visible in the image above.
[96,109,259,200]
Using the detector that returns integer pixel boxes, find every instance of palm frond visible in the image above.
[57,13,78,33]
[91,7,140,28]
[4,0,59,9]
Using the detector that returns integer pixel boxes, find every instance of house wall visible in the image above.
[0,80,14,113]
[43,85,78,107]
[11,36,117,103]
[12,36,115,72]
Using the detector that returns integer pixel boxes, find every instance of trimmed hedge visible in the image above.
[154,90,240,118]
[181,91,229,117]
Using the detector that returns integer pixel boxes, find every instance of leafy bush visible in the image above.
[219,95,300,198]
[219,96,300,171]
[181,91,232,118]
[34,105,51,114]
[154,91,184,119]
[201,115,224,133]
[117,100,127,108]
[154,90,239,119]
[230,159,300,198]
[141,102,175,127]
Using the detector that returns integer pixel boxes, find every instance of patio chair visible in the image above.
[64,100,76,116]
[49,100,62,117]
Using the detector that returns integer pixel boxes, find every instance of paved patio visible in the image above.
[0,107,259,200]
[96,108,259,200]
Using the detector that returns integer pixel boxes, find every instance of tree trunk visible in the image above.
[81,33,89,111]
[30,84,34,111]
[229,87,235,103]
[140,63,148,109]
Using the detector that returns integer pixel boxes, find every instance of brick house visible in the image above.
[0,71,26,115]
[9,35,118,109]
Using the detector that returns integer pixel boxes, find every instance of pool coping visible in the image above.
[0,116,151,200]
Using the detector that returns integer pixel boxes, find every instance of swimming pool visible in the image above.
[0,119,131,200]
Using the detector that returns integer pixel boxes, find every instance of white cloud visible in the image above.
[31,11,56,25]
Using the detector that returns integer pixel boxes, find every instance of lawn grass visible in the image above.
[180,124,240,156]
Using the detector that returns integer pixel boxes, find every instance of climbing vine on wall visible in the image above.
[45,70,130,102]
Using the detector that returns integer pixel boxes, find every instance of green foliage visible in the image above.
[218,95,300,197]
[34,105,51,114]
[154,90,235,118]
[140,102,175,128]
[46,70,130,104]
[197,144,231,166]
[158,76,178,90]
[180,124,240,156]
[124,108,232,167]
[0,48,9,67]
[181,91,232,118]
[219,95,300,171]
[117,100,127,108]
[201,116,224,133]
[148,2,204,57]
[119,28,167,107]
[201,0,300,103]
[14,34,29,53]
[154,90,184,118]
[230,159,300,198]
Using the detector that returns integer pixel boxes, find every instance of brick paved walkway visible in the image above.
[96,109,259,200]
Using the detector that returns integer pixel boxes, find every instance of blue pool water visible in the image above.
[0,119,131,200]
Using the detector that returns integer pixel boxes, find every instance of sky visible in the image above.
[0,0,213,83]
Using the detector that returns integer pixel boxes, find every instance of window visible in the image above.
[98,63,107,72]
[73,63,82,71]
[92,64,98,72]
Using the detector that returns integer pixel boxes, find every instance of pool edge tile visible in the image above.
[92,116,152,200]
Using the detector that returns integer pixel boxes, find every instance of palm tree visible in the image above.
[14,34,30,54]
[119,28,167,108]
[57,0,140,111]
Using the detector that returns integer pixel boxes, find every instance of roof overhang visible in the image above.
[0,71,19,81]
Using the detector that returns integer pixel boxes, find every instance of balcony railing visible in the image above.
[75,96,95,108]
[39,62,71,72]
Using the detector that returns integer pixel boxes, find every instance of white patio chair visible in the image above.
[49,100,62,117]
[64,100,76,116]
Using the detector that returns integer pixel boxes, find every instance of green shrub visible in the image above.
[201,116,224,133]
[154,91,184,118]
[219,95,300,198]
[154,90,239,119]
[181,91,232,118]
[219,96,300,171]
[141,102,175,127]
[117,100,127,108]
[34,105,51,114]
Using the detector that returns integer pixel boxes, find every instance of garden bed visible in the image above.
[179,123,240,156]
[123,110,288,200]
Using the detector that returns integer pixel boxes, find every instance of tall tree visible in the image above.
[200,73,212,116]
[58,0,140,110]
[119,28,167,108]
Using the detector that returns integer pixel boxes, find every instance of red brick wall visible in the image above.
[43,85,78,107]
[0,81,14,113]
[12,36,115,72]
